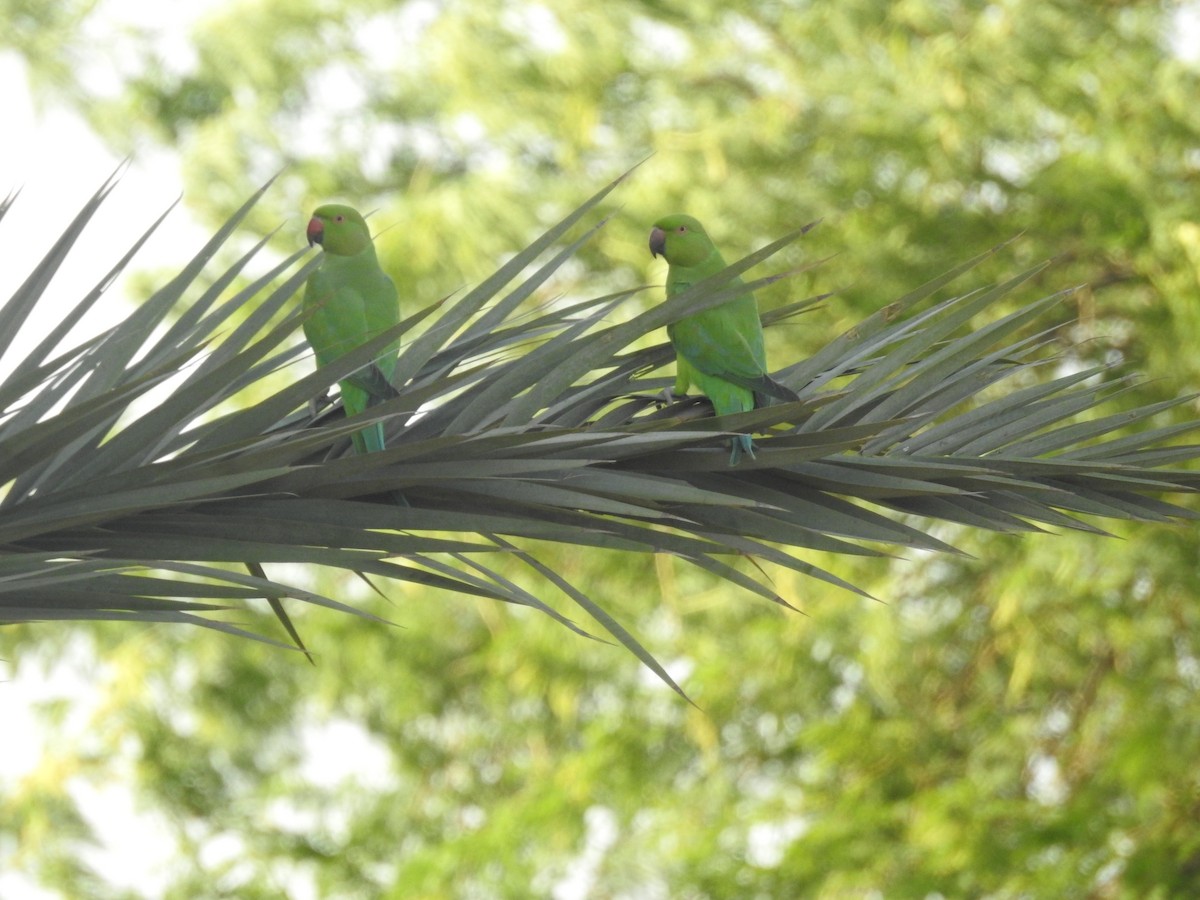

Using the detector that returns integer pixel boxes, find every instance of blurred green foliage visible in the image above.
[4,0,1200,896]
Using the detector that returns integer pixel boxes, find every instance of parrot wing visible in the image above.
[304,261,400,406]
[357,266,401,386]
[671,292,796,391]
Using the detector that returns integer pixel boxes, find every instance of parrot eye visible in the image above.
[677,226,687,233]
[334,215,345,223]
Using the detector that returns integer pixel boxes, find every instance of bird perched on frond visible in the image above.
[650,213,796,464]
[304,204,400,453]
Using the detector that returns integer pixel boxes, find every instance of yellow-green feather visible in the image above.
[303,206,400,454]
[656,214,772,464]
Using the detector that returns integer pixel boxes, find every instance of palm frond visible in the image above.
[3,168,1198,697]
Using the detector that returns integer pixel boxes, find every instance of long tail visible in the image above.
[729,433,755,466]
[747,373,799,405]
[351,422,387,454]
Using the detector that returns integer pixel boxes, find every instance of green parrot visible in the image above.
[304,204,400,453]
[649,213,796,465]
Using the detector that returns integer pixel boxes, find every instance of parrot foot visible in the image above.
[307,391,332,419]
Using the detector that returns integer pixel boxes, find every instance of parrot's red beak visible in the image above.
[648,226,666,259]
[306,217,324,248]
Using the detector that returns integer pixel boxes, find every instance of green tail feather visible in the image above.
[351,421,386,454]
[729,433,755,466]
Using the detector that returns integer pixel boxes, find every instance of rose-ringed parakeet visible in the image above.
[304,204,400,453]
[649,213,796,465]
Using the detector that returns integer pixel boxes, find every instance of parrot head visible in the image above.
[306,204,372,256]
[649,214,715,267]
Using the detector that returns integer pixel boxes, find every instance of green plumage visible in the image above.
[649,213,794,465]
[303,204,400,453]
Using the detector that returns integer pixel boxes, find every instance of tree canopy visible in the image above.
[3,1,1200,896]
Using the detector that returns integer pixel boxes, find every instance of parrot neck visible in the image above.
[326,243,379,265]
[679,248,725,274]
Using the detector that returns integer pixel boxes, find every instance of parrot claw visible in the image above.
[307,391,331,419]
[661,386,689,406]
